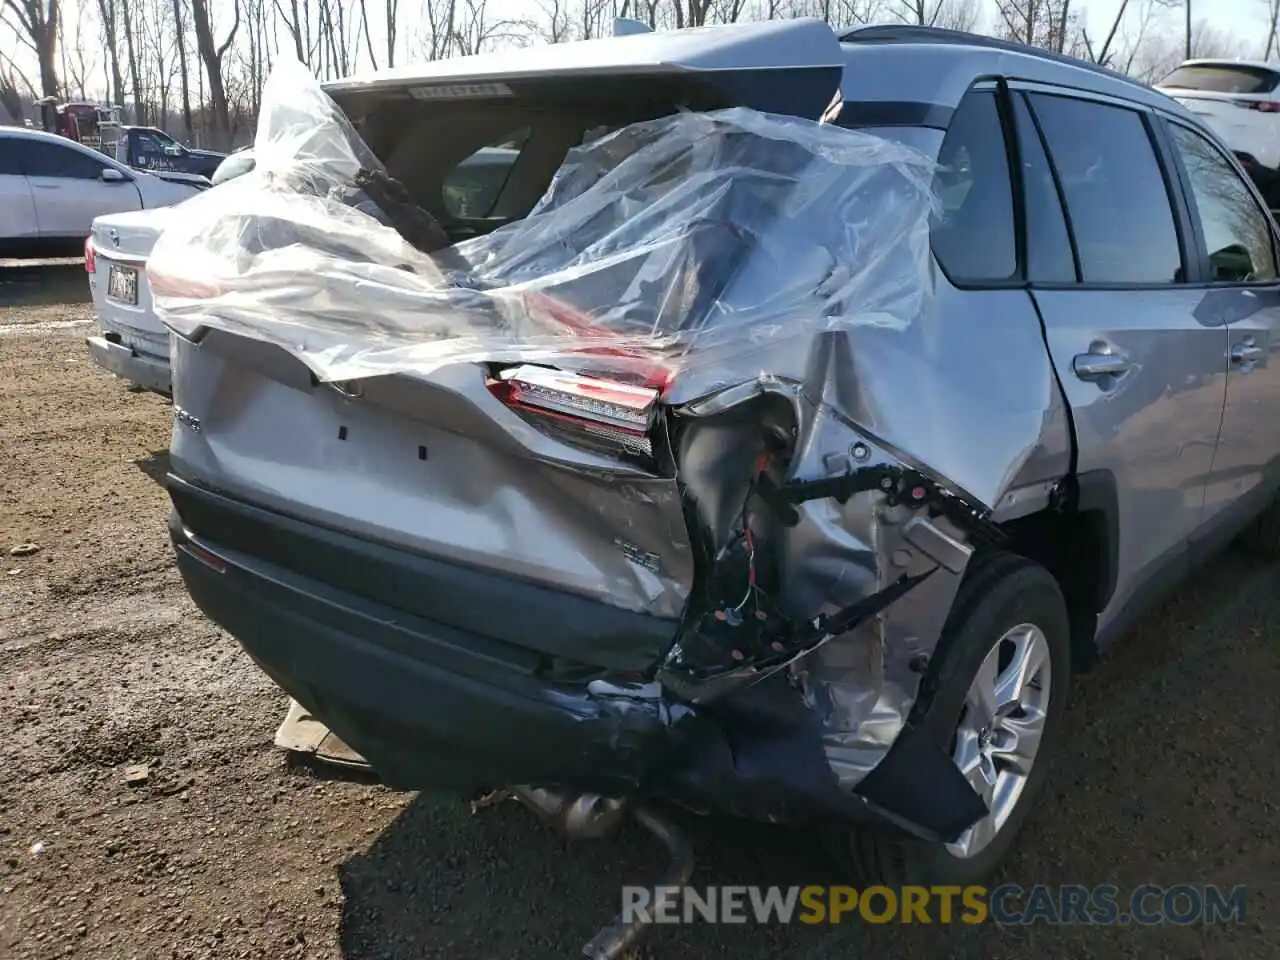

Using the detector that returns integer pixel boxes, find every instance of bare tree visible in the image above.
[889,0,979,29]
[239,0,270,114]
[189,0,240,147]
[387,0,398,65]
[60,0,98,99]
[1264,0,1280,59]
[2,0,61,97]
[354,0,377,67]
[120,0,146,122]
[994,0,1076,52]
[96,0,125,107]
[0,54,35,122]
[272,0,306,62]
[537,0,572,41]
[172,0,194,137]
[138,0,179,125]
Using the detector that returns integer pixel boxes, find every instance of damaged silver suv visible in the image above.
[152,21,1280,887]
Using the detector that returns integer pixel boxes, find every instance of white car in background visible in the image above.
[85,144,518,395]
[0,126,199,259]
[1156,59,1280,209]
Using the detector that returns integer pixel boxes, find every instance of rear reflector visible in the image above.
[84,236,96,274]
[179,541,227,574]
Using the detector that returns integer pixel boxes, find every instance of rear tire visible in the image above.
[835,552,1072,886]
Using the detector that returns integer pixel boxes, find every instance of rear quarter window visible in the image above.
[1161,65,1280,95]
[930,89,1018,283]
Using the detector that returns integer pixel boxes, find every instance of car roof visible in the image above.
[323,17,842,93]
[0,125,136,170]
[838,25,1193,120]
[323,20,1196,127]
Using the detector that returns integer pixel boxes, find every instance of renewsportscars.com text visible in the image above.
[621,884,1248,926]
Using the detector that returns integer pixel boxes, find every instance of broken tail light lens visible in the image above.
[84,236,96,274]
[488,364,660,458]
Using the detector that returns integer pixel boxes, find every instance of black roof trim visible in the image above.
[840,25,1148,93]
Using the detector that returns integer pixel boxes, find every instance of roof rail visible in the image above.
[840,24,1146,90]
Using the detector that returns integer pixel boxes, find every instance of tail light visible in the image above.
[488,364,660,457]
[1243,101,1280,113]
[84,236,96,274]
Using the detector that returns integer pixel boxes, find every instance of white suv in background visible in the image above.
[1157,59,1280,210]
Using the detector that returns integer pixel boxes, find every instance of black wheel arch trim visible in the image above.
[1071,467,1120,613]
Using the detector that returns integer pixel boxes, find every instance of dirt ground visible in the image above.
[0,264,1277,960]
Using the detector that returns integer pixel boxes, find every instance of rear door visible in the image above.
[1159,116,1280,533]
[0,135,37,242]
[1013,87,1231,627]
[19,138,142,238]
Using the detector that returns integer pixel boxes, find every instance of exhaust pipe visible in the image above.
[492,788,696,958]
[580,806,695,960]
[511,786,629,840]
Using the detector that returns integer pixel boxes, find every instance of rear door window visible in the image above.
[1160,65,1280,95]
[1168,122,1278,283]
[1011,93,1076,283]
[1029,94,1184,284]
[931,89,1017,283]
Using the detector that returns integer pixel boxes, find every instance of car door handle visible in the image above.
[1072,350,1132,381]
[1231,342,1263,364]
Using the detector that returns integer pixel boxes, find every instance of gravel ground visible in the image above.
[1,265,1277,960]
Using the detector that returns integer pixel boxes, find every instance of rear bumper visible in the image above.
[167,474,986,840]
[168,475,681,794]
[86,333,171,394]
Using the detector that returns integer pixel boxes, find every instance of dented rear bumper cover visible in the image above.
[169,476,986,842]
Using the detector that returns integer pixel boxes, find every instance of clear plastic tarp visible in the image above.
[149,58,939,387]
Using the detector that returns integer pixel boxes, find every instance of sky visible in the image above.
[1078,0,1261,39]
[3,0,1273,97]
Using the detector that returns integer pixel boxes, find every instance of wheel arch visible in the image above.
[993,469,1118,670]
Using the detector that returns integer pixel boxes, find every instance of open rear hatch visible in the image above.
[154,19,849,674]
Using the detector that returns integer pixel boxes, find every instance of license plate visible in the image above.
[107,264,138,305]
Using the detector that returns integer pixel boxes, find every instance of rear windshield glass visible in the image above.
[1161,65,1280,94]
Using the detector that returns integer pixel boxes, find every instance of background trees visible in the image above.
[0,0,1263,145]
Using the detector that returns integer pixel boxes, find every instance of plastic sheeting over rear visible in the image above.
[148,58,938,391]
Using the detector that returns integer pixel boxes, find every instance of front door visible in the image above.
[1161,118,1280,532]
[18,138,141,237]
[1014,89,1231,624]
